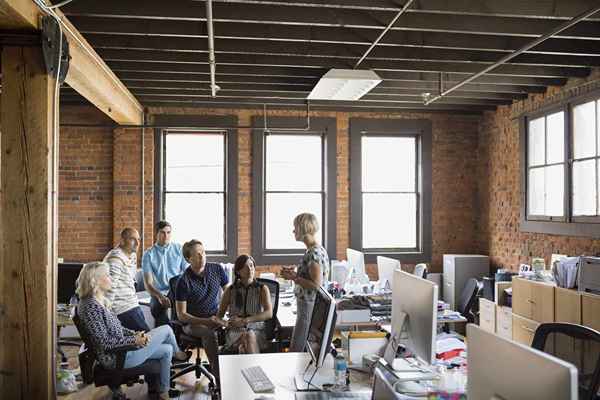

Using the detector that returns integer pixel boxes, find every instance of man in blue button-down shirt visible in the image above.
[142,220,188,326]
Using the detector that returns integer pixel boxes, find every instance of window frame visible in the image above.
[252,117,337,265]
[153,115,238,262]
[349,118,432,264]
[520,88,600,237]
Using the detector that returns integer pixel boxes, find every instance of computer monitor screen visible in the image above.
[306,286,337,368]
[390,269,438,365]
[57,262,84,304]
[346,248,365,277]
[372,363,398,400]
[377,256,400,289]
[467,324,578,400]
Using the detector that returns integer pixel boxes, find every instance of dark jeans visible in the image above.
[117,306,150,332]
[150,295,171,327]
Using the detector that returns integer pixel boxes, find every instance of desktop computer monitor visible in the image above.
[57,262,84,304]
[377,256,400,289]
[467,324,578,400]
[372,362,399,400]
[346,248,366,278]
[388,269,438,365]
[306,286,337,368]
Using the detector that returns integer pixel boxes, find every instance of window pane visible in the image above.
[573,101,596,160]
[265,193,322,249]
[266,135,322,191]
[165,134,224,192]
[528,168,544,215]
[362,193,416,249]
[528,117,545,166]
[362,137,416,192]
[165,193,224,251]
[572,159,597,216]
[545,165,564,217]
[546,112,564,164]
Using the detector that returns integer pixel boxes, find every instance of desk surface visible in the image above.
[219,352,372,400]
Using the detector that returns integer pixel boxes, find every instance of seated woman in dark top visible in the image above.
[76,261,188,400]
[217,254,273,353]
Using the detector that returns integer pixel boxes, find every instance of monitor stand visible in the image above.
[294,362,335,391]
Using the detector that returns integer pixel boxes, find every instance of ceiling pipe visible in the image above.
[354,0,414,69]
[425,4,600,106]
[206,0,220,97]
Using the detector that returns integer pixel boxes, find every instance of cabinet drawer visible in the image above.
[512,314,539,346]
[496,306,512,339]
[479,298,496,333]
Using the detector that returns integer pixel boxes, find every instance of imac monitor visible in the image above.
[306,286,337,368]
[346,248,366,278]
[389,269,438,365]
[57,262,84,304]
[467,324,578,400]
[377,256,400,290]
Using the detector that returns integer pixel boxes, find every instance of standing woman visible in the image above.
[281,213,330,352]
[76,262,188,400]
[217,254,273,354]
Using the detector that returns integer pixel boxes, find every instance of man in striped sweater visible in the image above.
[103,228,150,332]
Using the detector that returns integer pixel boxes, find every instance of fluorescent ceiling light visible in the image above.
[307,69,382,101]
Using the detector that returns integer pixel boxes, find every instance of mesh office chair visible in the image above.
[72,310,161,400]
[532,323,600,400]
[252,278,283,352]
[167,274,219,399]
[457,278,481,324]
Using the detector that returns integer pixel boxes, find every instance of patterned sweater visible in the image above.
[77,296,137,369]
[103,246,139,315]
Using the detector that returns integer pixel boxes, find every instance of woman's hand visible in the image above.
[134,332,150,347]
[281,267,297,281]
[228,316,247,328]
[209,315,228,329]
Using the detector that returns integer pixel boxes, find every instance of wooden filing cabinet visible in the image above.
[512,313,539,346]
[582,292,600,331]
[496,306,512,340]
[554,287,583,365]
[479,298,496,333]
[512,278,555,323]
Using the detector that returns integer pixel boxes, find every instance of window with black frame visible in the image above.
[162,131,227,252]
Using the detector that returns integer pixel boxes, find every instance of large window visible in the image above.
[350,118,432,263]
[521,92,600,236]
[252,117,336,264]
[154,116,238,262]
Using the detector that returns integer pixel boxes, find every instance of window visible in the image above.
[154,115,238,262]
[252,117,336,264]
[521,91,600,236]
[350,118,432,263]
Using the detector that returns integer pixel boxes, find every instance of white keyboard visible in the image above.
[241,365,276,393]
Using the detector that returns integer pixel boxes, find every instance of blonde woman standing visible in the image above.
[76,262,188,400]
[281,213,330,352]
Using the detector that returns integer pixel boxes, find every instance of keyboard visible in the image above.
[295,392,371,400]
[241,365,275,393]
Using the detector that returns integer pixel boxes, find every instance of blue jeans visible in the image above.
[118,306,150,332]
[123,325,180,393]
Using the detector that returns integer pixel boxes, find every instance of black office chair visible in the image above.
[532,323,600,400]
[72,310,161,400]
[256,277,284,352]
[457,278,481,324]
[167,274,219,399]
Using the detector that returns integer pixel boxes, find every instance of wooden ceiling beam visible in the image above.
[0,0,142,124]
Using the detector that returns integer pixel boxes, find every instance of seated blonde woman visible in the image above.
[217,254,273,353]
[75,262,188,400]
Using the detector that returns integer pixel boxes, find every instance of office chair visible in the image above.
[532,323,600,400]
[72,310,161,400]
[413,263,428,279]
[457,278,481,324]
[167,274,219,399]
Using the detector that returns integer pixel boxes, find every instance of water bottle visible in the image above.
[334,352,347,390]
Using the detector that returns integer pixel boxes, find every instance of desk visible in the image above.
[219,352,372,400]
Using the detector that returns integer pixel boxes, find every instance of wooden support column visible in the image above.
[0,46,57,399]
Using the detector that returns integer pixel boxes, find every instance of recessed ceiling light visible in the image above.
[307,69,382,101]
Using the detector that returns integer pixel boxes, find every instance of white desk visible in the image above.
[219,352,372,400]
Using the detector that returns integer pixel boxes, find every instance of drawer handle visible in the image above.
[527,299,536,304]
[521,326,536,333]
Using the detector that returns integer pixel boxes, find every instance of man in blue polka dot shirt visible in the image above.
[175,239,229,382]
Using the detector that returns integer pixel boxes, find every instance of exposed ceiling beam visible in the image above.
[82,34,600,68]
[0,1,142,124]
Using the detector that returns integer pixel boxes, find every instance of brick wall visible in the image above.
[59,106,114,262]
[477,69,600,270]
[59,106,482,276]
